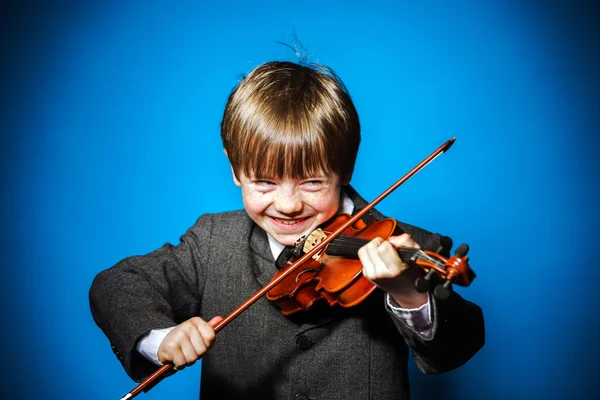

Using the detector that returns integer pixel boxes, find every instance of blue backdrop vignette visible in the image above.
[2,1,599,399]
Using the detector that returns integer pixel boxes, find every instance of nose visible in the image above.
[274,186,303,215]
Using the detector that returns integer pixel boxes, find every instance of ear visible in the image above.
[225,149,241,187]
[341,168,354,186]
[231,164,241,187]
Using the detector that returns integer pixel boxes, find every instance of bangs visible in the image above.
[241,126,335,179]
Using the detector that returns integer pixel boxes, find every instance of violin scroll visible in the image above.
[414,243,475,300]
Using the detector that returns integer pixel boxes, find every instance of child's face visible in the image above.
[233,171,342,246]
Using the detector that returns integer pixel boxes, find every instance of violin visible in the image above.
[120,137,475,400]
[266,213,474,315]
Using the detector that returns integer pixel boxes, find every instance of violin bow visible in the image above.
[120,137,456,399]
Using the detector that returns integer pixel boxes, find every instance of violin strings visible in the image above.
[325,235,368,258]
[397,248,445,269]
[326,236,445,269]
[326,236,369,250]
[409,250,445,268]
[330,235,370,246]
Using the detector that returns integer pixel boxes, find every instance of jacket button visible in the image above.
[295,335,312,350]
[294,395,309,400]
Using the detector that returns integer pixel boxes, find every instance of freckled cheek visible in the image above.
[244,192,272,214]
[305,193,339,215]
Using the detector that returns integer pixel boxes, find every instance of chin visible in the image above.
[273,235,299,247]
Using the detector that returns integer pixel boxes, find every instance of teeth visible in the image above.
[274,218,303,225]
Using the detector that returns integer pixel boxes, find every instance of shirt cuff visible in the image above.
[136,326,176,366]
[386,293,434,338]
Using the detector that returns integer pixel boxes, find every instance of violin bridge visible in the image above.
[303,228,328,261]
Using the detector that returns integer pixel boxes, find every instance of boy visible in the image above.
[90,61,484,399]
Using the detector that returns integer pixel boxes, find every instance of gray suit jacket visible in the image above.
[90,187,484,399]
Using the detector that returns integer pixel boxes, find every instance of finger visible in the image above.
[158,336,179,365]
[179,338,200,366]
[188,329,208,360]
[196,320,218,349]
[366,238,398,280]
[158,319,198,366]
[207,316,224,328]
[357,240,372,276]
[388,233,420,249]
[187,317,218,357]
[359,237,383,279]
[376,240,409,277]
[171,344,188,369]
[366,240,402,279]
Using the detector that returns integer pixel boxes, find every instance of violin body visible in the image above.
[266,213,476,315]
[266,214,401,315]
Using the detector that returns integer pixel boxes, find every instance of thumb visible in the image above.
[207,316,224,328]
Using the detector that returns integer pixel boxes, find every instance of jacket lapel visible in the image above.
[249,223,277,287]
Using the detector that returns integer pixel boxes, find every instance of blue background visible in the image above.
[2,1,599,399]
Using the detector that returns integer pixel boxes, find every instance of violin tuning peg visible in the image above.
[454,243,469,257]
[433,280,453,300]
[415,277,430,293]
[414,270,435,293]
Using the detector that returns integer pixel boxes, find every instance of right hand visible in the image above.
[157,316,223,370]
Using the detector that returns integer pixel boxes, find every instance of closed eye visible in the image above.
[252,179,277,191]
[302,180,325,190]
[254,180,276,188]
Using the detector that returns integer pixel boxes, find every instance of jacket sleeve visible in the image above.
[89,214,214,382]
[387,223,485,374]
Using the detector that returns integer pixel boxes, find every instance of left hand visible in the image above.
[358,233,428,308]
